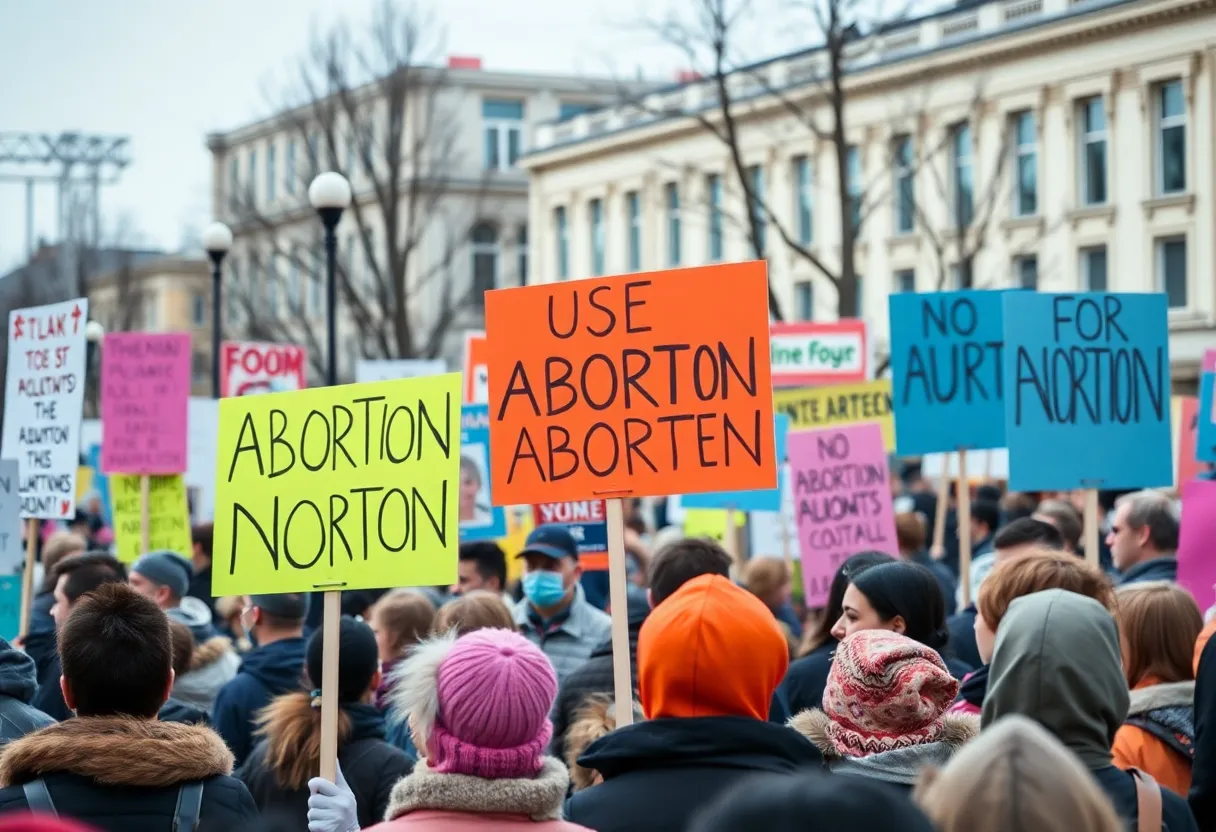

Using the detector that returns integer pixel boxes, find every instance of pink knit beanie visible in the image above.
[429,628,558,779]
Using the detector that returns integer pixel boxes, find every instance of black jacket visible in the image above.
[776,640,835,716]
[1091,765,1197,831]
[31,652,71,723]
[1119,556,1179,586]
[947,606,983,671]
[23,592,58,678]
[910,552,958,617]
[159,698,212,727]
[212,636,307,767]
[0,638,54,746]
[564,716,824,832]
[187,565,217,623]
[1191,633,1216,826]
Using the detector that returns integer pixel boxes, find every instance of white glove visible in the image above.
[307,761,359,832]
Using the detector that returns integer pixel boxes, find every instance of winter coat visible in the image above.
[0,639,54,746]
[1191,633,1216,824]
[240,698,410,827]
[789,709,978,791]
[564,716,824,832]
[0,716,259,831]
[946,605,983,671]
[158,698,211,727]
[1113,679,1194,797]
[168,597,218,643]
[365,757,591,832]
[174,636,242,712]
[187,564,217,623]
[31,653,71,723]
[908,551,958,617]
[212,636,306,767]
[22,592,58,678]
[946,666,988,717]
[1119,556,1179,586]
[775,640,835,715]
[513,585,612,684]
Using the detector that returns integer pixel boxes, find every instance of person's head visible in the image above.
[802,551,895,655]
[432,590,516,636]
[901,460,928,492]
[38,532,87,594]
[395,628,557,779]
[191,522,214,571]
[458,455,482,517]
[647,537,732,607]
[1031,500,1083,553]
[894,512,927,557]
[58,583,173,718]
[991,516,1064,561]
[974,549,1115,664]
[831,561,948,651]
[307,616,380,704]
[369,589,436,664]
[242,593,310,643]
[915,715,1123,832]
[1115,581,1202,688]
[741,557,791,611]
[51,552,126,630]
[167,618,195,678]
[517,525,581,613]
[638,574,788,721]
[454,541,507,596]
[970,499,1000,541]
[565,694,643,792]
[128,550,193,610]
[1001,491,1039,523]
[1107,490,1179,571]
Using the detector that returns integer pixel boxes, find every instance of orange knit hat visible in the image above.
[638,574,790,720]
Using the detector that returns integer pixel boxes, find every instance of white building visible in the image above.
[522,0,1215,389]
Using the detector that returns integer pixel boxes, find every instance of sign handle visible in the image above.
[18,518,38,640]
[605,497,634,728]
[1084,489,1100,567]
[931,455,950,559]
[957,449,973,608]
[139,475,151,555]
[318,589,341,780]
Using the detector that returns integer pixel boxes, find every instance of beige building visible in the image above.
[522,0,1215,388]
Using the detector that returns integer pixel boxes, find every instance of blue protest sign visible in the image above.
[681,414,790,512]
[87,444,112,526]
[0,577,18,643]
[1197,372,1216,463]
[1002,292,1172,491]
[533,500,609,570]
[888,290,1006,455]
[459,405,507,540]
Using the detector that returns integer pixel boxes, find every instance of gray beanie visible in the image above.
[130,550,192,598]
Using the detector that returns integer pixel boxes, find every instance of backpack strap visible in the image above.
[173,781,205,831]
[1130,768,1162,832]
[22,778,57,817]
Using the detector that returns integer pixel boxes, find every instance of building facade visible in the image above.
[522,0,1216,388]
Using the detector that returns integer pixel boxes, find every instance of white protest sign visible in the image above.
[1,299,89,519]
[355,359,446,383]
[0,460,20,573]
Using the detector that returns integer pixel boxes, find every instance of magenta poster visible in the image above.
[1179,479,1216,609]
[101,332,191,475]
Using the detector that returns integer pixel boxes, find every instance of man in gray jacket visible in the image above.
[0,638,53,746]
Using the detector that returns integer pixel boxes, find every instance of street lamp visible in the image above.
[308,173,351,387]
[202,221,233,399]
[85,320,105,417]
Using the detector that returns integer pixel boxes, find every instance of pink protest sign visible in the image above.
[1178,479,1216,609]
[789,421,899,606]
[101,332,191,475]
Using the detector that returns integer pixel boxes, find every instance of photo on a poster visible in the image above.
[458,404,507,540]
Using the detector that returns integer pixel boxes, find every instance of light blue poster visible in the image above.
[1198,372,1216,463]
[888,290,1006,455]
[86,444,113,526]
[681,414,789,512]
[459,405,506,540]
[1002,292,1172,491]
[0,577,19,643]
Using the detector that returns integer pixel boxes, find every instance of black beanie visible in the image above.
[306,615,380,703]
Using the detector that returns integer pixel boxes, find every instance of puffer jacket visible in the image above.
[1113,678,1194,797]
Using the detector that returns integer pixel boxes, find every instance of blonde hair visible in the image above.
[742,558,789,602]
[432,590,515,636]
[916,715,1122,832]
[40,531,88,593]
[370,589,436,657]
[1116,581,1202,687]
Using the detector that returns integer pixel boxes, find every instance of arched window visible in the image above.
[471,222,498,301]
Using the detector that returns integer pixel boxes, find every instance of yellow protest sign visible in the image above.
[499,506,533,584]
[111,474,192,563]
[682,508,745,543]
[213,374,462,596]
[773,379,895,451]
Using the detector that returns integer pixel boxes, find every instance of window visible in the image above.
[1080,246,1107,291]
[471,223,498,301]
[286,139,297,195]
[707,175,723,261]
[951,123,973,227]
[893,136,914,234]
[190,293,206,327]
[894,269,915,293]
[1013,111,1037,216]
[483,99,524,170]
[846,146,862,234]
[1015,255,1038,290]
[1156,236,1187,308]
[266,142,277,203]
[589,198,605,276]
[666,183,681,266]
[516,227,528,285]
[228,158,239,210]
[1079,97,1107,205]
[794,281,813,321]
[626,191,641,271]
[555,207,569,280]
[747,165,766,255]
[288,247,301,311]
[1156,80,1186,195]
[247,149,257,205]
[559,102,593,120]
[793,156,813,244]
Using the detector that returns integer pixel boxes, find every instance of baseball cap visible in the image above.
[517,525,578,561]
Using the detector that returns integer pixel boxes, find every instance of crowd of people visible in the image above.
[0,476,1212,831]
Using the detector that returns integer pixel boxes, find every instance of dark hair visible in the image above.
[458,541,507,589]
[1001,492,1038,523]
[969,499,1001,534]
[649,538,732,606]
[624,515,647,536]
[847,561,949,651]
[59,583,171,718]
[192,523,214,558]
[306,616,378,702]
[1033,500,1083,550]
[805,551,895,654]
[168,618,195,676]
[976,484,1003,504]
[54,552,126,605]
[993,517,1064,552]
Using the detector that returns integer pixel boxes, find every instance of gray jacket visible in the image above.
[513,585,611,683]
[0,639,54,747]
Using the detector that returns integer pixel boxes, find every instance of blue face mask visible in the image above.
[522,570,568,609]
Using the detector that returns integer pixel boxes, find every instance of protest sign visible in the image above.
[682,414,790,512]
[889,291,1005,455]
[485,262,777,505]
[749,476,797,557]
[1178,479,1216,606]
[1197,350,1216,464]
[220,341,307,397]
[356,359,446,383]
[101,332,191,474]
[212,373,461,595]
[773,380,895,451]
[500,506,533,584]
[770,321,868,387]
[789,422,899,606]
[1,298,89,518]
[0,577,18,643]
[186,398,219,523]
[459,404,506,540]
[0,461,20,574]
[682,508,745,544]
[532,500,609,570]
[110,474,192,563]
[1002,293,1172,491]
[464,332,489,404]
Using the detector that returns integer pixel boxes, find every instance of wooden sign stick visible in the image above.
[139,475,151,555]
[318,589,341,780]
[958,449,973,608]
[18,518,37,640]
[605,497,634,727]
[1084,488,1100,567]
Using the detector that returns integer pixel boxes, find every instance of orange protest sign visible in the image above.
[463,332,489,405]
[486,262,778,505]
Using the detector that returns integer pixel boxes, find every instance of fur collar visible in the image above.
[1127,681,1195,717]
[190,636,234,671]
[0,716,233,788]
[787,708,980,760]
[385,757,570,822]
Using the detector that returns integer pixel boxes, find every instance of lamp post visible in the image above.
[85,320,105,417]
[202,222,233,399]
[308,172,352,387]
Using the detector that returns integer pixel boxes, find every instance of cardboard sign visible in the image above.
[486,263,778,505]
[464,332,489,405]
[1175,397,1205,486]
[682,414,789,512]
[1197,352,1216,463]
[101,332,191,475]
[459,405,507,540]
[682,508,745,544]
[770,320,867,386]
[889,291,1005,455]
[110,474,192,563]
[213,374,461,595]
[1178,479,1216,606]
[532,500,609,570]
[789,422,899,606]
[0,461,20,574]
[1002,293,1172,491]
[0,576,19,643]
[356,359,446,383]
[220,341,307,397]
[773,380,895,451]
[749,473,797,556]
[1,299,89,519]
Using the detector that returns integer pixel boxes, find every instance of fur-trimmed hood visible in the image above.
[0,716,234,788]
[1127,680,1195,717]
[173,637,241,711]
[385,757,571,822]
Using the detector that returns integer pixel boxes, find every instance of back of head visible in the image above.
[307,616,379,703]
[40,531,87,592]
[1034,500,1084,551]
[992,517,1064,555]
[54,552,126,608]
[648,538,732,606]
[803,551,896,655]
[60,583,171,718]
[1115,581,1202,687]
[371,589,436,657]
[847,560,948,651]
[638,574,788,721]
[433,590,516,636]
[741,557,788,601]
[970,499,1000,534]
[978,549,1115,634]
[192,522,214,559]
[894,512,927,554]
[167,618,195,677]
